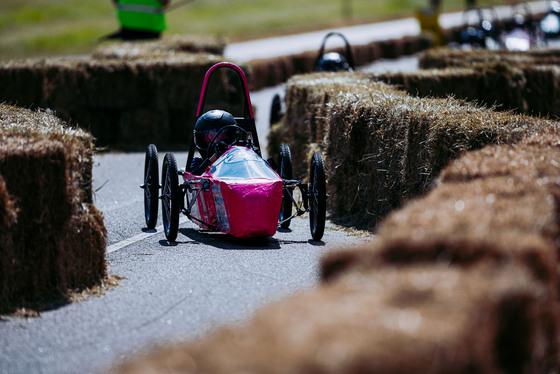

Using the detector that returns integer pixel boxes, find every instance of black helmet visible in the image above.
[194,110,237,157]
[315,52,352,72]
[460,26,486,47]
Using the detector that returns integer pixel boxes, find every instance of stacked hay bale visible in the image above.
[0,36,244,150]
[248,35,432,90]
[92,35,226,59]
[417,48,560,68]
[377,48,560,118]
[0,103,106,313]
[319,131,560,372]
[269,72,557,228]
[110,130,560,374]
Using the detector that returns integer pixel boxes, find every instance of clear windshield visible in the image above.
[208,147,279,180]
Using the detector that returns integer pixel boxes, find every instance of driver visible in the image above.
[315,52,353,72]
[191,109,238,174]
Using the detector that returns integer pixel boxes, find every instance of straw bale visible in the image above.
[247,35,432,90]
[419,48,560,70]
[440,142,560,185]
[111,263,554,374]
[322,177,556,279]
[382,179,555,278]
[0,104,106,312]
[378,67,483,102]
[379,39,403,59]
[317,140,560,368]
[92,35,226,60]
[248,55,295,90]
[274,72,557,228]
[379,62,560,118]
[319,141,560,369]
[322,140,560,276]
[0,103,94,201]
[387,48,560,117]
[353,40,383,66]
[0,54,246,149]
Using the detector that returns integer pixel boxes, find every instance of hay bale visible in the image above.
[321,176,558,295]
[273,72,557,228]
[92,35,226,59]
[376,48,560,118]
[378,62,560,118]
[418,48,560,70]
[321,138,560,282]
[377,67,482,101]
[0,104,106,312]
[0,54,247,149]
[111,263,555,374]
[318,138,560,369]
[247,35,433,90]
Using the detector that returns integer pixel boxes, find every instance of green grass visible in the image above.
[1,0,511,61]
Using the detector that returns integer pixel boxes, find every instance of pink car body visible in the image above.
[184,146,283,238]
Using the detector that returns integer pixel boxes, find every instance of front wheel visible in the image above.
[161,153,180,242]
[143,144,159,229]
[309,152,326,241]
[278,144,293,229]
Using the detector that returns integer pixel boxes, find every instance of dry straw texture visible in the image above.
[248,35,431,90]
[378,48,560,117]
[418,48,560,70]
[269,72,558,228]
[111,263,554,374]
[319,133,560,371]
[0,48,245,149]
[92,35,226,59]
[0,104,106,313]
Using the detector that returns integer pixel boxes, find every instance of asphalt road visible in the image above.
[0,79,375,374]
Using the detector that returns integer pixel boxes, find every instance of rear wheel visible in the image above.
[309,152,326,241]
[161,153,180,242]
[143,144,159,229]
[270,94,283,126]
[278,144,293,229]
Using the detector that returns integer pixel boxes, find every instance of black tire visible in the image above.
[270,94,283,126]
[143,144,159,229]
[278,144,293,229]
[161,153,180,242]
[309,152,326,241]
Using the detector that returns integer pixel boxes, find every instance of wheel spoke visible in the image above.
[144,144,159,229]
[162,170,171,229]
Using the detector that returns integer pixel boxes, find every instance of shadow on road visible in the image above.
[154,227,312,251]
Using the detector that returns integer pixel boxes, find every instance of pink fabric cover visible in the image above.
[185,148,283,238]
[216,179,282,238]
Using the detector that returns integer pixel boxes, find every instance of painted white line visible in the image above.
[106,216,189,254]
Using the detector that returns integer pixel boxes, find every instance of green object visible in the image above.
[116,0,166,32]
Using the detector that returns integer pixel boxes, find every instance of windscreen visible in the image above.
[208,147,279,180]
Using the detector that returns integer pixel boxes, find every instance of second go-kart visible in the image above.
[270,32,355,125]
[141,62,328,242]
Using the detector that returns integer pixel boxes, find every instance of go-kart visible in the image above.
[457,6,502,50]
[501,2,545,51]
[141,62,327,242]
[270,32,355,126]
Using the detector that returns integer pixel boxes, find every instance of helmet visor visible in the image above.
[195,126,240,152]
